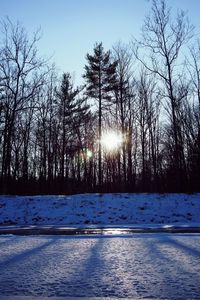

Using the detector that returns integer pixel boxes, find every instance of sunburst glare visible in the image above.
[101,131,123,152]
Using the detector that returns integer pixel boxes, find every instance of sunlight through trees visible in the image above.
[0,1,200,194]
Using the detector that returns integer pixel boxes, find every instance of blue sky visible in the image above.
[0,0,200,85]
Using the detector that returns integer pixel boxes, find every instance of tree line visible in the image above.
[0,0,200,194]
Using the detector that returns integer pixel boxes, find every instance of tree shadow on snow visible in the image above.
[0,237,57,270]
[143,234,200,300]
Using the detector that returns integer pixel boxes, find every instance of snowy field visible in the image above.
[0,193,200,299]
[0,193,200,226]
[0,233,200,299]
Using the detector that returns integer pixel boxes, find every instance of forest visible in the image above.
[0,0,200,194]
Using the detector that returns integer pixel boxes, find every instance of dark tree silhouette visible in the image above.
[55,73,90,184]
[83,42,117,189]
[0,1,200,194]
[133,0,194,190]
[0,18,45,193]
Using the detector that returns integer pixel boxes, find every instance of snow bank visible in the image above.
[0,193,200,226]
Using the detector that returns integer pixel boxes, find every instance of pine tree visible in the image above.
[83,42,117,189]
[56,73,90,182]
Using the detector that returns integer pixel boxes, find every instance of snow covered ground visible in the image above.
[0,193,200,226]
[0,233,200,299]
[0,193,200,299]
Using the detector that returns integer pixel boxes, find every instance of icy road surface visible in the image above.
[0,234,200,299]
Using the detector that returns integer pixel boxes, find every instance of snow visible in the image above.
[0,193,200,299]
[0,193,200,226]
[0,234,200,299]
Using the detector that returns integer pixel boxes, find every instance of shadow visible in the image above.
[66,233,200,298]
[0,235,89,297]
[0,234,200,299]
[50,237,107,297]
[75,238,108,296]
[166,234,200,258]
[52,235,153,298]
[40,235,131,298]
[0,237,57,270]
[143,234,200,300]
[0,235,18,247]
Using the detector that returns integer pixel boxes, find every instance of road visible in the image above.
[1,224,200,235]
[0,233,200,299]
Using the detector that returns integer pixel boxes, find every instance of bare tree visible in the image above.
[133,0,193,189]
[188,40,200,113]
[136,70,161,190]
[112,42,134,187]
[185,41,200,189]
[0,18,45,191]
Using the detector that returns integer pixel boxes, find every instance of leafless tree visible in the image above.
[0,18,46,191]
[136,70,161,190]
[133,0,194,189]
[112,42,134,186]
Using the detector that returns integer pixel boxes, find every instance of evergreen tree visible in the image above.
[83,42,117,189]
[56,72,90,183]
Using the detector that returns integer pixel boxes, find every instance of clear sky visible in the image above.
[0,0,200,85]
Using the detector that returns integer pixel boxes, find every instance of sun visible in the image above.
[101,131,123,152]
